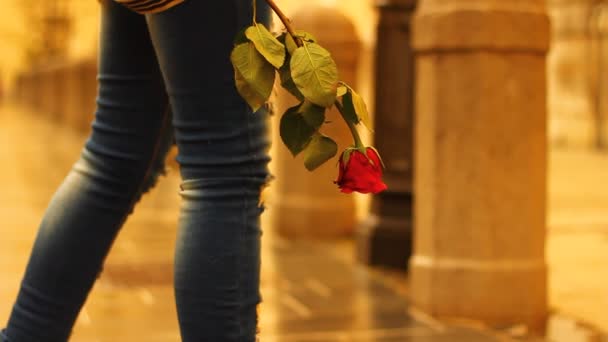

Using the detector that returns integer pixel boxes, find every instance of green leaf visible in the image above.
[290,43,339,107]
[285,34,298,55]
[234,70,266,112]
[341,86,372,130]
[296,31,317,43]
[341,90,360,125]
[348,87,373,131]
[279,56,304,100]
[245,23,286,69]
[285,30,317,54]
[298,101,325,129]
[230,42,275,108]
[278,32,296,55]
[303,133,338,171]
[280,104,316,156]
[340,148,355,166]
[336,84,347,97]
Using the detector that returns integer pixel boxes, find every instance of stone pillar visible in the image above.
[270,7,360,238]
[79,59,97,133]
[356,0,416,269]
[40,67,55,119]
[64,62,82,130]
[51,66,64,124]
[31,72,43,112]
[588,1,608,149]
[409,0,550,330]
[547,0,601,149]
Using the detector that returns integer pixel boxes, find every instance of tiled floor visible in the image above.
[0,104,519,341]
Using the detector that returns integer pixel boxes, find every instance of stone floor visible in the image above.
[0,103,605,341]
[547,148,608,336]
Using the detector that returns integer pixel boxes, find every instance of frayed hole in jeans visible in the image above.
[258,174,275,208]
[255,303,262,341]
[0,328,9,342]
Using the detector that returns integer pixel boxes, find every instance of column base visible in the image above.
[356,214,412,270]
[409,255,548,331]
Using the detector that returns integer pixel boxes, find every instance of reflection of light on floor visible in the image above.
[407,307,446,333]
[137,288,156,306]
[547,315,602,342]
[78,308,92,326]
[280,293,313,318]
[304,278,332,298]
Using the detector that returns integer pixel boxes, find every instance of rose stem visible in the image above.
[335,101,365,148]
[262,0,303,47]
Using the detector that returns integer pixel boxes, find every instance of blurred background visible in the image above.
[1,0,608,341]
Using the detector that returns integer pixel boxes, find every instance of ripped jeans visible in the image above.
[1,1,270,341]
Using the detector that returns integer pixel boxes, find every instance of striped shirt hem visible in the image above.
[114,0,186,14]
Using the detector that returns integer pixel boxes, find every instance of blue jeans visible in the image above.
[2,1,271,341]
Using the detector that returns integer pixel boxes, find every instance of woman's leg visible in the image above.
[145,1,271,341]
[2,1,172,341]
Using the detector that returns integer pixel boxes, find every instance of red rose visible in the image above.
[335,147,387,194]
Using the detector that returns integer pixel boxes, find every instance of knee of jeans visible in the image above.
[137,128,174,197]
[74,128,174,201]
[179,173,273,207]
[176,148,272,201]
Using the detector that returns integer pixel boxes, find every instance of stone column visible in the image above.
[599,5,608,148]
[40,67,55,120]
[51,66,64,124]
[64,62,83,130]
[409,0,550,330]
[547,0,602,148]
[31,72,43,112]
[356,0,417,269]
[79,59,97,133]
[270,7,360,239]
[587,1,608,149]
